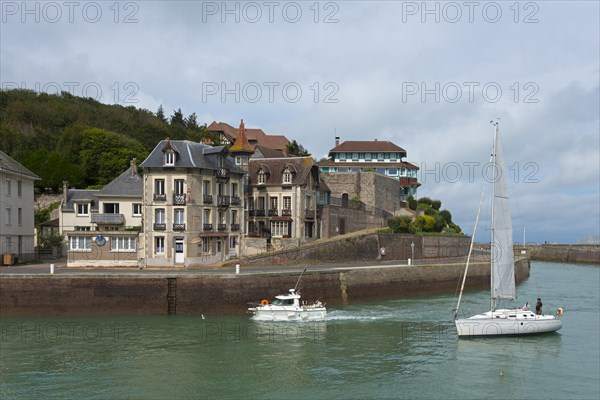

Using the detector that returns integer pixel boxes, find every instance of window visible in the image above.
[133,203,142,216]
[257,196,265,210]
[155,208,165,224]
[203,180,211,195]
[202,237,209,253]
[174,179,185,195]
[217,183,224,196]
[174,209,185,224]
[218,210,225,224]
[306,195,312,210]
[231,210,238,223]
[165,151,175,166]
[365,153,372,161]
[155,237,165,254]
[75,226,91,231]
[338,153,346,161]
[384,153,390,160]
[283,196,291,210]
[271,221,289,237]
[111,237,136,251]
[390,153,397,160]
[388,168,398,176]
[282,169,292,184]
[5,207,11,225]
[270,196,278,210]
[377,153,384,161]
[231,183,238,197]
[235,156,242,165]
[70,236,91,250]
[155,179,165,195]
[76,203,89,216]
[248,197,255,210]
[5,178,11,196]
[258,170,266,184]
[352,152,359,161]
[203,209,211,223]
[17,208,22,226]
[104,203,120,214]
[17,181,22,197]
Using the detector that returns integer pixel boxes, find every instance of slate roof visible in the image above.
[140,139,243,174]
[98,165,142,198]
[253,145,287,159]
[61,189,99,212]
[0,150,40,180]
[248,157,317,186]
[329,140,407,156]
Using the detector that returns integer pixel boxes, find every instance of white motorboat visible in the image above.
[248,289,327,321]
[454,121,563,337]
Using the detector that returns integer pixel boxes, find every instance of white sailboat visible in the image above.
[454,121,562,337]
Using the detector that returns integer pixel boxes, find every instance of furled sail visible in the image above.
[491,128,516,300]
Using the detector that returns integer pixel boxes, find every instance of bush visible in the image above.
[431,199,442,210]
[38,233,64,248]
[388,215,413,233]
[418,197,433,206]
[440,209,452,224]
[407,195,417,210]
[412,215,436,232]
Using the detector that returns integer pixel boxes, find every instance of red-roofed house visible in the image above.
[207,121,290,155]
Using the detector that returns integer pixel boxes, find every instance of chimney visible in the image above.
[130,158,137,176]
[62,181,68,204]
[335,136,340,147]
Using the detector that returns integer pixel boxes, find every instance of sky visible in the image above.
[1,0,599,244]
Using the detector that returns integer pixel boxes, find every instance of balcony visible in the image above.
[248,209,256,217]
[218,195,230,207]
[231,196,241,205]
[268,209,278,216]
[282,209,292,217]
[173,223,186,231]
[203,223,213,231]
[255,209,265,217]
[153,223,166,231]
[230,223,240,231]
[203,195,213,204]
[173,193,186,205]
[91,213,125,225]
[305,209,315,219]
[217,224,227,231]
[154,193,167,202]
[216,168,229,180]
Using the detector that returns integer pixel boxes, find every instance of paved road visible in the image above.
[0,255,489,277]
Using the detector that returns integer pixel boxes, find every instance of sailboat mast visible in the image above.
[490,121,499,312]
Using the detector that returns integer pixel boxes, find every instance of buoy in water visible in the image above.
[556,307,564,316]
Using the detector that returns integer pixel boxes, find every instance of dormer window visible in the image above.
[282,168,292,185]
[165,151,175,166]
[258,170,266,184]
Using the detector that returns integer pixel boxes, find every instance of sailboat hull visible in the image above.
[455,309,562,337]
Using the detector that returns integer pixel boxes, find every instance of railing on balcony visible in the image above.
[231,196,241,205]
[153,223,166,231]
[268,209,278,216]
[154,193,167,202]
[248,209,256,217]
[255,209,265,217]
[230,223,240,231]
[282,209,292,217]
[203,223,213,231]
[217,224,227,231]
[173,223,186,231]
[203,195,213,204]
[91,213,125,225]
[173,193,186,205]
[305,209,315,219]
[216,168,229,180]
[217,195,230,207]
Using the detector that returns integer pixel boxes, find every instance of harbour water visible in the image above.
[1,261,598,400]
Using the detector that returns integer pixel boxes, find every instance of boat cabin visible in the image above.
[271,289,301,307]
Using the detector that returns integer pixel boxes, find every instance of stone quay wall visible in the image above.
[0,258,530,317]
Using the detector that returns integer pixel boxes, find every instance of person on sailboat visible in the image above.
[536,298,543,315]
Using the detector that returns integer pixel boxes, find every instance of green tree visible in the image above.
[170,108,185,127]
[156,105,166,123]
[407,195,417,210]
[186,112,198,130]
[286,139,311,156]
[440,209,452,224]
[431,199,442,210]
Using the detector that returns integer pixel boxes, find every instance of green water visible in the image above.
[1,261,599,400]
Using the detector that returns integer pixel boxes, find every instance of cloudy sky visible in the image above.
[2,1,599,243]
